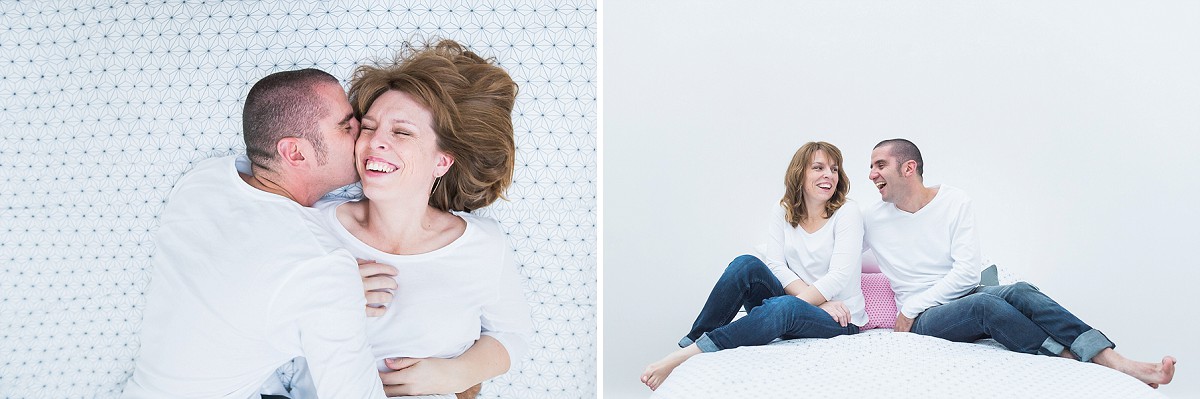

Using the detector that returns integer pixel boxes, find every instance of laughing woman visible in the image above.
[287,40,533,399]
[641,141,868,391]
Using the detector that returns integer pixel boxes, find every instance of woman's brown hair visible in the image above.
[780,141,849,227]
[349,40,517,212]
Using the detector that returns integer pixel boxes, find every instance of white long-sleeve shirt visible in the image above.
[315,199,533,370]
[863,185,983,318]
[122,156,384,399]
[756,201,868,327]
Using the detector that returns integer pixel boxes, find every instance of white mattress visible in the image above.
[651,329,1164,398]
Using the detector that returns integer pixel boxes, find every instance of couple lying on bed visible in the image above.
[123,40,532,399]
[641,139,1176,391]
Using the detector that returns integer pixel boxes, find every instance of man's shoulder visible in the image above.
[933,184,974,208]
[170,154,231,183]
[859,198,892,220]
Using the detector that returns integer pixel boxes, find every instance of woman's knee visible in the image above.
[759,295,807,317]
[725,254,767,276]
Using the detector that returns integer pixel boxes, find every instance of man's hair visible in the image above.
[780,141,849,227]
[242,68,340,169]
[874,138,924,176]
[348,39,517,212]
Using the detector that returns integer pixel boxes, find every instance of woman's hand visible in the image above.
[380,357,472,396]
[818,300,850,327]
[358,259,397,317]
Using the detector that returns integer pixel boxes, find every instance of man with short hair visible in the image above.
[122,69,385,399]
[863,138,1175,388]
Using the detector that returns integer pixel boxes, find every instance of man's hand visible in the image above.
[380,357,471,396]
[358,259,397,317]
[894,313,915,333]
[817,300,850,327]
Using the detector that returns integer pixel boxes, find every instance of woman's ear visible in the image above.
[434,151,455,178]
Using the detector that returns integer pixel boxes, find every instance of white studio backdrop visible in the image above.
[605,1,1199,398]
[0,1,596,398]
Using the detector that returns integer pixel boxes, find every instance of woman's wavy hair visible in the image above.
[348,39,517,212]
[779,141,850,227]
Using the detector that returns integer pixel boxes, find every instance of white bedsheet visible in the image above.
[651,329,1163,398]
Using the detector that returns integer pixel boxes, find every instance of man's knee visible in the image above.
[963,293,1011,317]
[1011,281,1039,293]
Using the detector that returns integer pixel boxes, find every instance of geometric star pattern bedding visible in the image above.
[650,330,1165,399]
[0,2,596,398]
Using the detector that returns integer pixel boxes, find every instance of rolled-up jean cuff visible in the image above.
[695,333,721,353]
[1040,336,1066,356]
[1072,329,1115,362]
[677,336,694,348]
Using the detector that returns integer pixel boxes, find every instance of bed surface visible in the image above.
[651,329,1164,398]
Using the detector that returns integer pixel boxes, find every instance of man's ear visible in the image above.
[433,151,455,178]
[902,160,917,177]
[276,137,308,168]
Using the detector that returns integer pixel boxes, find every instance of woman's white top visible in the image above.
[315,198,533,370]
[756,200,868,327]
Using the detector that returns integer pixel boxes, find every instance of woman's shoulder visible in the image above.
[454,211,507,240]
[313,196,357,212]
[833,199,863,220]
[828,200,864,233]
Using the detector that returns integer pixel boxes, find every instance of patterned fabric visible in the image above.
[0,1,596,398]
[859,272,897,330]
[650,330,1166,398]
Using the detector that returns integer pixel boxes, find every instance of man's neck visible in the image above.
[240,169,320,206]
[893,185,938,214]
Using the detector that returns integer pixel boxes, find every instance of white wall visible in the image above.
[604,1,1199,398]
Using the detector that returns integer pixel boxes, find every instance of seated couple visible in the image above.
[122,40,533,399]
[642,139,1176,390]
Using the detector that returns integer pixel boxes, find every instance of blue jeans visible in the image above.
[912,282,1115,362]
[680,255,859,353]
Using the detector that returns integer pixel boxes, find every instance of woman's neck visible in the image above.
[802,195,828,221]
[351,195,454,255]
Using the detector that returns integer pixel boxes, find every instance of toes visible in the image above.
[1149,383,1159,389]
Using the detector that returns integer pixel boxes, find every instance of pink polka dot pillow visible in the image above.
[860,272,897,330]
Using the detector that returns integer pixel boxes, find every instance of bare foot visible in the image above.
[1094,349,1176,388]
[1122,356,1175,388]
[640,345,701,391]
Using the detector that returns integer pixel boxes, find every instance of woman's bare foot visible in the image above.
[1092,349,1175,388]
[640,345,702,391]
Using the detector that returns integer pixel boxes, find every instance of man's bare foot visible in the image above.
[1093,349,1175,388]
[1122,356,1175,388]
[640,345,702,391]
